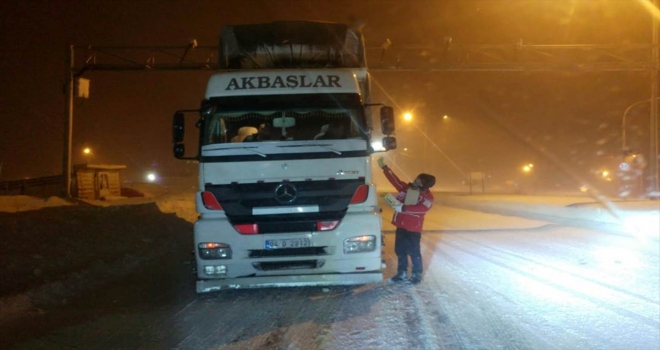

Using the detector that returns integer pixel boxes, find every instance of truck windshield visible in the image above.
[202,93,368,145]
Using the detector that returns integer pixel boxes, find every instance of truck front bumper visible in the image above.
[197,271,383,293]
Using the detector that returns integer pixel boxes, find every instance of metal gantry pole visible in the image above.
[651,0,660,196]
[62,45,74,197]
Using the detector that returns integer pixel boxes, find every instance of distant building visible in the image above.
[73,164,126,200]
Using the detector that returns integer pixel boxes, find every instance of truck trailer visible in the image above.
[172,21,397,293]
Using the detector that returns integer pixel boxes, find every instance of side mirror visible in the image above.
[173,112,185,143]
[173,143,185,159]
[380,106,395,135]
[381,136,397,151]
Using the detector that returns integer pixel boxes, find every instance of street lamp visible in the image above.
[82,147,92,164]
[621,97,660,150]
[520,163,535,194]
[402,111,431,172]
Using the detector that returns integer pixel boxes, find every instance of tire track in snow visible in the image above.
[454,235,660,305]
[421,238,536,349]
[442,237,660,328]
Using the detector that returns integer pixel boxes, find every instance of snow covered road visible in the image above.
[1,192,658,349]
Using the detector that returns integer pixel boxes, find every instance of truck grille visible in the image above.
[205,179,363,217]
[248,247,327,258]
[252,259,326,271]
[258,221,316,234]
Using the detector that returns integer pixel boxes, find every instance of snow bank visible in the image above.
[0,188,196,225]
[0,196,73,213]
[154,192,198,223]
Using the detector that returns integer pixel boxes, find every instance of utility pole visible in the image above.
[62,45,73,197]
[650,0,660,197]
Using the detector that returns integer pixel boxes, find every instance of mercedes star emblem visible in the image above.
[274,183,297,204]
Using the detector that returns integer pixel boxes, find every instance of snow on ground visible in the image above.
[152,192,197,223]
[0,181,199,223]
[1,184,658,349]
[0,182,197,325]
[0,196,72,213]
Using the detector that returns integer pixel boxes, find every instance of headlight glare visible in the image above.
[203,265,227,275]
[344,235,376,253]
[198,242,232,259]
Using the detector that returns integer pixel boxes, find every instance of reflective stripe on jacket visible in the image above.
[383,166,434,232]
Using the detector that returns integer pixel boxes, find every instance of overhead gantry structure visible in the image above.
[62,34,660,197]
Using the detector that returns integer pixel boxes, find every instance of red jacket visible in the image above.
[383,166,434,232]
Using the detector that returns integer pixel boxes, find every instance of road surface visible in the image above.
[1,201,658,349]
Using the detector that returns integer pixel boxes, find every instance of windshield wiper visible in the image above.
[205,145,267,157]
[235,147,267,157]
[278,143,342,155]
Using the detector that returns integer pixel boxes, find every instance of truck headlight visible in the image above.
[344,235,376,253]
[203,265,227,275]
[198,242,232,259]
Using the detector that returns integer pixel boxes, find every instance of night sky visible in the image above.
[0,1,654,194]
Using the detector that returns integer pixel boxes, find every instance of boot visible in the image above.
[389,271,408,283]
[409,272,423,284]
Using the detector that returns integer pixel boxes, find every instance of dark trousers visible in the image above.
[394,227,423,275]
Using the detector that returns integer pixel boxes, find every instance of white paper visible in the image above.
[382,193,401,208]
[404,188,420,205]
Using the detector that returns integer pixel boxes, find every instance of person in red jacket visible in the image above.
[378,157,435,284]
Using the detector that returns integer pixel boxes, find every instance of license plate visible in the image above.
[265,238,311,249]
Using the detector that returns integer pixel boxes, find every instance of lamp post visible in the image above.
[620,95,660,197]
[622,97,660,151]
[619,0,660,197]
[623,99,648,151]
[649,0,660,197]
[63,45,74,197]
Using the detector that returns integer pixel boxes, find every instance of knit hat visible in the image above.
[417,173,436,191]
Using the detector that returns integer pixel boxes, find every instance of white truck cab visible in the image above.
[172,21,397,293]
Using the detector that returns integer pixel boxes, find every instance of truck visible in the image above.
[172,21,397,293]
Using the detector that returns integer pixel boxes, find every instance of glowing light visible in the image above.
[83,147,91,155]
[443,115,448,120]
[371,141,384,151]
[403,112,413,122]
[622,212,660,242]
[146,172,157,182]
[640,0,660,21]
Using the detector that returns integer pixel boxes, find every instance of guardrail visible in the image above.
[0,175,62,197]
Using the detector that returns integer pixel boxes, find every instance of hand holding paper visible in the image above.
[383,193,404,212]
[377,157,386,169]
